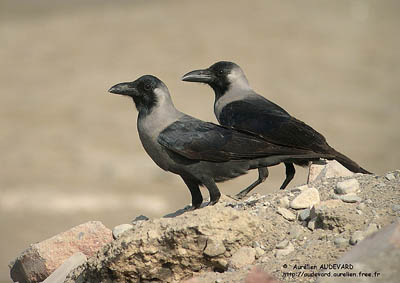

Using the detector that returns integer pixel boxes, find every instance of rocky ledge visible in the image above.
[10,161,400,283]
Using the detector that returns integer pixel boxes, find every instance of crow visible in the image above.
[182,61,371,198]
[109,75,333,208]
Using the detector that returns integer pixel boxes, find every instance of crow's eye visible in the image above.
[144,84,151,91]
[217,69,224,76]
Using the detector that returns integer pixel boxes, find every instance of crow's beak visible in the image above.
[181,69,214,83]
[108,82,138,97]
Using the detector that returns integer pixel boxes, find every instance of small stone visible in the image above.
[132,215,149,223]
[356,210,363,215]
[290,187,320,209]
[298,209,311,221]
[254,247,265,258]
[350,231,365,245]
[308,218,317,231]
[385,173,395,181]
[334,237,348,248]
[112,224,134,239]
[340,194,362,203]
[365,199,373,204]
[277,207,296,221]
[291,185,308,193]
[335,179,359,195]
[277,196,290,208]
[357,203,366,210]
[364,223,379,237]
[275,242,294,257]
[276,239,289,249]
[288,226,303,239]
[392,204,400,212]
[308,160,354,183]
[204,239,226,257]
[229,247,256,269]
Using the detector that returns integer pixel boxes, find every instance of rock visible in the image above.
[65,206,264,283]
[364,223,379,237]
[385,173,395,181]
[334,179,359,195]
[308,160,353,183]
[10,221,112,283]
[277,196,290,208]
[203,238,226,257]
[132,215,149,222]
[356,203,366,210]
[340,194,362,203]
[254,247,265,258]
[298,208,311,221]
[275,242,294,257]
[229,247,256,269]
[392,204,400,212]
[291,185,308,193]
[112,224,134,239]
[308,218,317,231]
[290,187,320,209]
[309,200,353,231]
[350,231,365,245]
[276,207,296,221]
[333,237,348,248]
[276,239,289,249]
[318,221,400,283]
[42,252,87,283]
[288,226,303,239]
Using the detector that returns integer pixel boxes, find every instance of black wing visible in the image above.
[219,97,330,152]
[157,116,316,162]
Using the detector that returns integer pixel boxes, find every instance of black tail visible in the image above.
[331,149,372,174]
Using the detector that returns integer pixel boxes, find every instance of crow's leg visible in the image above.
[181,176,203,209]
[279,162,295,190]
[235,167,269,199]
[202,180,221,206]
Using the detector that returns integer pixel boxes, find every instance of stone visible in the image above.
[308,160,353,183]
[10,221,112,283]
[385,173,395,181]
[364,223,379,237]
[356,203,366,210]
[132,215,149,222]
[42,252,87,283]
[392,204,400,212]
[290,187,320,209]
[334,179,359,195]
[288,226,303,239]
[276,207,296,221]
[350,231,365,245]
[275,242,294,257]
[112,224,134,239]
[276,239,289,249]
[291,185,308,193]
[308,218,317,231]
[340,194,362,203]
[298,209,311,221]
[229,247,256,269]
[277,196,290,208]
[203,238,226,257]
[333,237,348,248]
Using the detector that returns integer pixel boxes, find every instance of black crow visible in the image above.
[109,75,333,208]
[182,61,371,198]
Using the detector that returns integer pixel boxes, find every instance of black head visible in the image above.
[182,61,246,99]
[109,75,167,114]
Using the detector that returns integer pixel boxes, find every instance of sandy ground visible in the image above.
[1,0,399,282]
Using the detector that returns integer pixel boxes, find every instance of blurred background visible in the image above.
[1,0,399,281]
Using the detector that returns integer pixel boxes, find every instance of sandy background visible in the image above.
[1,0,399,281]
